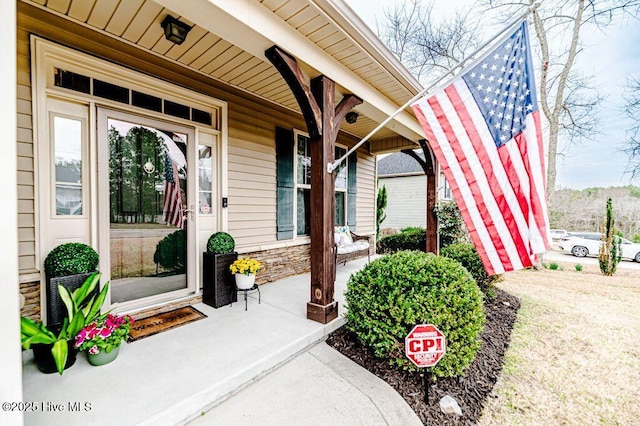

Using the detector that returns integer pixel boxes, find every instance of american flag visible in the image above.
[162,152,184,228]
[412,21,550,275]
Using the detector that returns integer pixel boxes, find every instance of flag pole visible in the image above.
[327,2,540,174]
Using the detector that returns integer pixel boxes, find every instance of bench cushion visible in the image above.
[334,226,353,247]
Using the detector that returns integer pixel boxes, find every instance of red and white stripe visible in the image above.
[162,161,184,229]
[412,79,550,275]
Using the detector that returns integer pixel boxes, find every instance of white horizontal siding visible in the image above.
[226,131,278,250]
[16,28,36,274]
[378,175,427,230]
[356,151,376,234]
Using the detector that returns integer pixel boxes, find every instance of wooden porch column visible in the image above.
[266,46,362,323]
[402,139,438,254]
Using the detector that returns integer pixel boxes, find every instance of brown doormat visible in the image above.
[128,306,207,342]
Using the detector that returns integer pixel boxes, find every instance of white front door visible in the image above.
[97,108,197,311]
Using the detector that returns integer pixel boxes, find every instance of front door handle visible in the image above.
[183,204,195,221]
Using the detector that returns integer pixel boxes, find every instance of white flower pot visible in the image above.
[235,273,256,290]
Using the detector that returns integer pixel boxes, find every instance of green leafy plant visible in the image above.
[75,313,133,355]
[44,243,99,277]
[206,232,236,254]
[345,251,485,378]
[376,184,388,238]
[440,243,501,293]
[433,201,470,248]
[377,227,426,253]
[21,273,109,374]
[599,198,622,276]
[154,230,186,273]
[549,262,560,270]
[575,264,583,272]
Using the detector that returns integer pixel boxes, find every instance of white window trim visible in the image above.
[30,37,229,314]
[293,129,310,239]
[292,129,350,237]
[334,144,348,227]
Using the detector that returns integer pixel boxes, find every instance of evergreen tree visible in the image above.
[376,185,387,238]
[598,198,621,276]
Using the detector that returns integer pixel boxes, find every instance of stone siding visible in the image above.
[20,281,40,321]
[243,244,311,285]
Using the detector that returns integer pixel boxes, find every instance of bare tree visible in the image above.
[486,0,639,195]
[379,0,638,196]
[378,0,480,85]
[624,76,640,179]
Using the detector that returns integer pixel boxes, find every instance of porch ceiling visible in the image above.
[23,0,424,144]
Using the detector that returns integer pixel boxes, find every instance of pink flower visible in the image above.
[98,327,112,338]
[89,346,99,355]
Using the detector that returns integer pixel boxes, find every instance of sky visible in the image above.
[348,0,640,190]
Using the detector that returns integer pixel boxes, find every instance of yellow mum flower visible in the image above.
[230,258,263,276]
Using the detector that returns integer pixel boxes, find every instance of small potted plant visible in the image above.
[75,313,133,366]
[229,257,263,289]
[21,273,108,374]
[202,232,238,308]
[44,242,100,329]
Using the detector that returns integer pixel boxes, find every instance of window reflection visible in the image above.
[54,116,83,215]
[199,145,213,214]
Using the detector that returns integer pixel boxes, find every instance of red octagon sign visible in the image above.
[405,324,446,368]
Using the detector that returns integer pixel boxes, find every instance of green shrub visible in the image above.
[549,262,560,270]
[440,243,500,290]
[377,227,426,253]
[207,232,235,254]
[433,201,469,248]
[575,264,583,272]
[44,243,99,277]
[153,230,186,273]
[599,198,621,276]
[345,251,485,378]
[376,185,387,238]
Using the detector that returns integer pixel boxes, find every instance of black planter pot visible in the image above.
[32,340,78,374]
[203,252,238,308]
[46,272,98,329]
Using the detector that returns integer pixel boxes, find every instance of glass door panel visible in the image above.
[107,118,189,303]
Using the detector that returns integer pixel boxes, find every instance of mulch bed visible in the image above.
[326,288,521,425]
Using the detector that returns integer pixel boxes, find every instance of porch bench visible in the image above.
[335,226,371,265]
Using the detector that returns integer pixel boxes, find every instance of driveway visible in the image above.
[544,249,640,271]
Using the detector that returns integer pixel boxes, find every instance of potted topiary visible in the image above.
[44,242,100,329]
[202,232,238,308]
[21,273,109,374]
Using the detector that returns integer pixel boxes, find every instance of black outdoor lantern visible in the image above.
[345,111,359,124]
[161,15,192,45]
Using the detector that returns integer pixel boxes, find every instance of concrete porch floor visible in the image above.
[22,257,375,425]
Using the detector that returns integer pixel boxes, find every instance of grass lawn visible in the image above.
[479,263,640,425]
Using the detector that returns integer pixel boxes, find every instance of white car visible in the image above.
[559,232,640,262]
[550,229,570,241]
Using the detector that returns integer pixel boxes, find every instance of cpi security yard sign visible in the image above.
[405,324,446,368]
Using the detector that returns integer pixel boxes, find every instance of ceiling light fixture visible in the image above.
[345,112,359,124]
[161,15,192,45]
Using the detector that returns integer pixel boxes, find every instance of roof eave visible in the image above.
[311,0,424,95]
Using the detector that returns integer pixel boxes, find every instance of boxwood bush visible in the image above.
[440,243,500,290]
[206,232,235,254]
[345,250,485,378]
[377,227,426,254]
[44,242,99,277]
[153,230,186,273]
